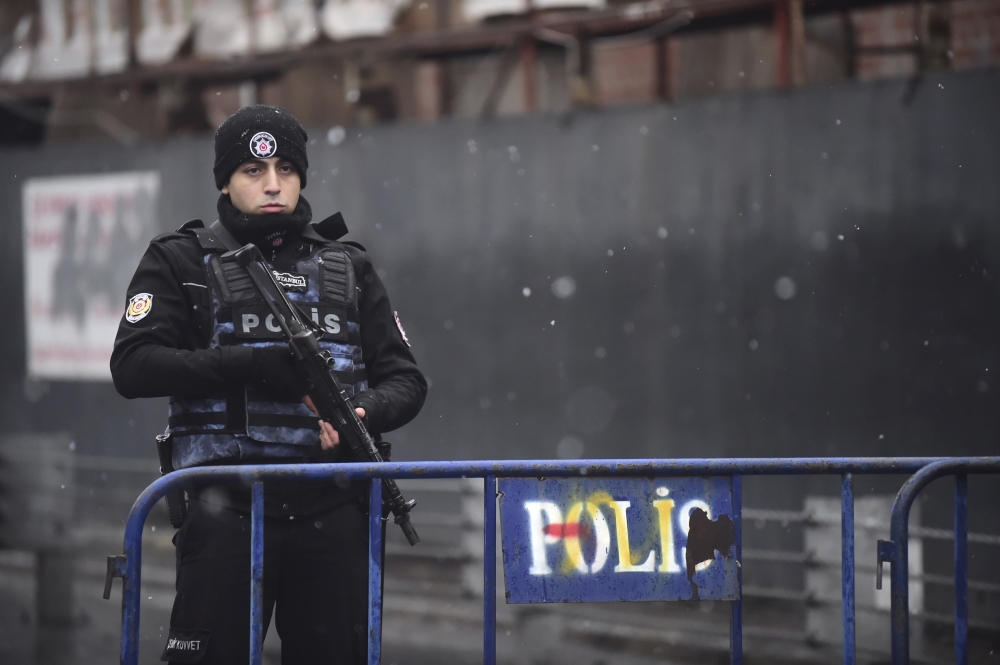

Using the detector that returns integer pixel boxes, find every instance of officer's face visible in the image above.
[223,157,301,215]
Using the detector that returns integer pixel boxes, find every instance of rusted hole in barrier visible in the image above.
[685,508,736,580]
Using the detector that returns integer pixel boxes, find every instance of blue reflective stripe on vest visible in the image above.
[170,242,367,469]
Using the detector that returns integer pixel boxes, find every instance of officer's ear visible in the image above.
[221,183,230,195]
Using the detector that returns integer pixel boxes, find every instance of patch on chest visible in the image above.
[232,303,349,342]
[272,270,308,292]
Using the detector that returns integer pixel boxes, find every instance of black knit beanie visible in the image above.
[213,105,309,190]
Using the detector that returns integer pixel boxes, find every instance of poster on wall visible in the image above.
[23,171,160,381]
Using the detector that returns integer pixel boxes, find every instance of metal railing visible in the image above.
[105,456,1000,665]
[384,479,1000,643]
[875,458,1000,665]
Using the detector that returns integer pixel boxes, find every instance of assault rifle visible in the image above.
[228,243,420,546]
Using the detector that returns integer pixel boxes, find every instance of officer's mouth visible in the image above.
[260,202,287,213]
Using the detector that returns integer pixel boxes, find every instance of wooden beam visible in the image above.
[0,0,930,100]
[522,37,537,113]
[789,0,806,85]
[774,0,791,88]
[655,37,669,101]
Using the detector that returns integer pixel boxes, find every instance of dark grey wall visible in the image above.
[1,68,998,470]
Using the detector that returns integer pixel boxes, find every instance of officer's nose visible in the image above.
[263,167,281,194]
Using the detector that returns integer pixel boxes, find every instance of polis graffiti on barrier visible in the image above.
[498,477,739,603]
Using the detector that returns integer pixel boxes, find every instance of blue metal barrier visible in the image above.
[876,458,1000,665]
[107,456,999,665]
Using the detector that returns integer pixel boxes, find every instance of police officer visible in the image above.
[111,105,426,664]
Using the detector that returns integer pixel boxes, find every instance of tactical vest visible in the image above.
[168,223,368,469]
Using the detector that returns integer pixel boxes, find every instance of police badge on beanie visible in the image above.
[213,105,309,190]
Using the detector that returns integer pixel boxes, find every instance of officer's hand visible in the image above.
[250,346,307,400]
[302,395,365,450]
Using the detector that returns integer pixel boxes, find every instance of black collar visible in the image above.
[310,212,349,241]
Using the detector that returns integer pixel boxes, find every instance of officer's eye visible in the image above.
[278,164,293,174]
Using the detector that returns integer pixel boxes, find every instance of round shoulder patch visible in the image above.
[250,131,277,159]
[126,293,153,323]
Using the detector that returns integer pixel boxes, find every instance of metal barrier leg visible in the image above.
[841,473,856,665]
[954,474,968,665]
[368,479,384,665]
[120,519,144,665]
[730,474,742,665]
[889,496,911,664]
[484,474,497,665]
[250,481,264,665]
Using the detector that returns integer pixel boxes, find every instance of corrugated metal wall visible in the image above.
[0,67,997,470]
